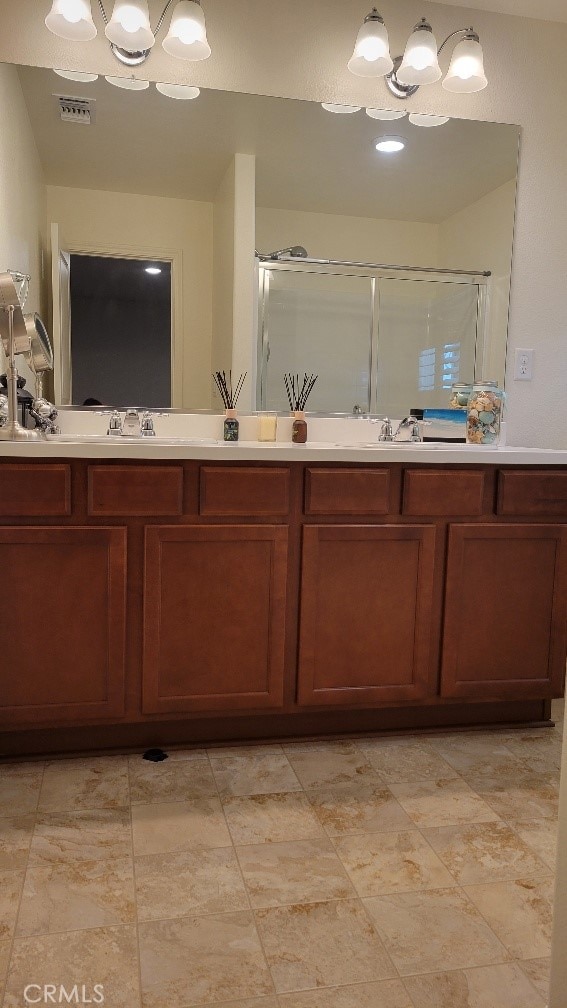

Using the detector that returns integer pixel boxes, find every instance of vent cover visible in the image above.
[55,95,96,125]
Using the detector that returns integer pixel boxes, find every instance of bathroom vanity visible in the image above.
[0,439,565,757]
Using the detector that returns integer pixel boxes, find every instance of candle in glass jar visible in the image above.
[258,412,277,442]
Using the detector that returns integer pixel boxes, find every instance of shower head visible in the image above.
[258,246,308,261]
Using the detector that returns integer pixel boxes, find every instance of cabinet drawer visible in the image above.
[88,466,183,516]
[498,471,567,516]
[403,469,489,516]
[305,468,391,515]
[0,464,71,516]
[200,467,290,516]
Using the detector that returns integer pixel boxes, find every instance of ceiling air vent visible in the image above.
[55,95,96,126]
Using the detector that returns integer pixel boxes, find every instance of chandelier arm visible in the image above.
[154,0,177,36]
[97,0,109,26]
[437,27,473,55]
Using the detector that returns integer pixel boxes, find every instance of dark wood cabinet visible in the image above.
[297,524,437,707]
[0,526,126,726]
[441,523,567,700]
[142,524,288,714]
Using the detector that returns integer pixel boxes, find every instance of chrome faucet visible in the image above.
[106,409,161,437]
[375,418,394,441]
[122,408,142,436]
[393,416,422,442]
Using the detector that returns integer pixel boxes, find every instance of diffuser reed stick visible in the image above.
[284,372,318,444]
[213,370,247,442]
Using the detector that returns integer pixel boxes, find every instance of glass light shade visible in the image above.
[347,14,393,77]
[397,23,442,85]
[54,69,99,82]
[105,1,155,51]
[374,136,405,153]
[162,1,211,61]
[443,36,488,92]
[366,108,406,120]
[156,82,200,99]
[409,113,449,127]
[105,75,150,90]
[45,0,97,41]
[321,103,361,114]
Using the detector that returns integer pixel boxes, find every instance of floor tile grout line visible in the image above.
[451,877,553,964]
[126,757,145,1008]
[1,760,46,1008]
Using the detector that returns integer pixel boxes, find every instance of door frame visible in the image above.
[58,238,184,409]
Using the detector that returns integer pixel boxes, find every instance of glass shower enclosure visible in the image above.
[256,259,490,417]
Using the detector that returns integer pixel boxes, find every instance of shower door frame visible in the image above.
[257,260,491,415]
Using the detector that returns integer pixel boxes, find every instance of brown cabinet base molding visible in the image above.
[0,699,553,760]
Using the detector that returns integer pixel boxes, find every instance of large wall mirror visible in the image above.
[8,63,520,414]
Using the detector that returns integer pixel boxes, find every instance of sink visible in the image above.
[46,434,221,446]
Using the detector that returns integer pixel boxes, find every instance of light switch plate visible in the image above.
[514,348,534,381]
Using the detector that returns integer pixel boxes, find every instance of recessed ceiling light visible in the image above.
[374,136,405,153]
[409,113,450,127]
[156,82,200,100]
[365,108,406,121]
[145,266,162,275]
[105,75,150,91]
[321,103,362,114]
[54,69,99,82]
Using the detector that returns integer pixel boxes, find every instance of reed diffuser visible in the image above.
[284,373,318,444]
[213,371,247,442]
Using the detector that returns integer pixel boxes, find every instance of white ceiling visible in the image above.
[428,0,567,23]
[18,65,519,224]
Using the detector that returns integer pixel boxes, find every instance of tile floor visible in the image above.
[0,703,562,1007]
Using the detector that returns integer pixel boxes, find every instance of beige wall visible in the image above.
[212,160,236,396]
[256,206,440,267]
[439,178,517,385]
[46,185,213,408]
[0,61,46,391]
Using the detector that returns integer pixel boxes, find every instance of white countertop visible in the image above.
[0,439,565,465]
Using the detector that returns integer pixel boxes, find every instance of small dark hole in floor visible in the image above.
[142,748,169,762]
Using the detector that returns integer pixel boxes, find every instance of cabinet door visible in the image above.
[143,525,288,714]
[297,524,437,707]
[0,527,126,726]
[441,524,567,700]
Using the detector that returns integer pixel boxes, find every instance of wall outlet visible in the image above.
[514,348,534,381]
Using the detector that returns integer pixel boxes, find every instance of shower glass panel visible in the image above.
[257,262,485,414]
[375,278,480,419]
[258,269,374,413]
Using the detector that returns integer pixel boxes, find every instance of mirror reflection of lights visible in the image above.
[374,136,405,153]
[145,267,162,275]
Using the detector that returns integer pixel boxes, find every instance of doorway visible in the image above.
[69,255,172,408]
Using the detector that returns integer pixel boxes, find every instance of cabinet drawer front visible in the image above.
[498,470,567,516]
[88,466,183,516]
[305,468,391,515]
[441,523,567,700]
[298,524,437,706]
[0,464,71,516]
[0,526,126,725]
[143,525,288,713]
[200,467,290,516]
[403,469,488,516]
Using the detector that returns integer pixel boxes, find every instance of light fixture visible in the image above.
[374,136,405,153]
[365,108,406,120]
[162,1,211,61]
[321,103,362,114]
[409,113,450,127]
[45,0,211,68]
[397,18,441,87]
[156,82,200,99]
[346,11,488,100]
[443,32,488,92]
[45,0,97,41]
[347,8,393,77]
[145,266,162,274]
[54,69,99,82]
[105,74,149,89]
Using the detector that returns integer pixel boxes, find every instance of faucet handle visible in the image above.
[375,417,393,442]
[107,410,122,436]
[140,410,156,437]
